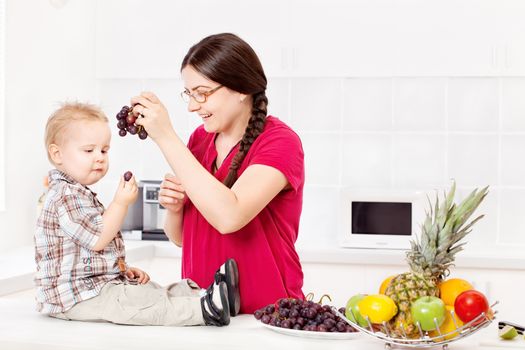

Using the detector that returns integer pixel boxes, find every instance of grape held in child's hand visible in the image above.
[123,171,133,182]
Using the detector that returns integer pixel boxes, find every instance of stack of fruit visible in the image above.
[345,182,493,341]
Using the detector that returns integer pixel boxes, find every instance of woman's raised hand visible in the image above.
[131,91,174,141]
[159,173,186,213]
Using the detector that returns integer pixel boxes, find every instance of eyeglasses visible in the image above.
[180,85,223,103]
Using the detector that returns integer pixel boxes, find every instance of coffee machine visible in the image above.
[141,181,168,240]
[121,180,169,241]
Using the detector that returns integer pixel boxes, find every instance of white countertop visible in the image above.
[0,288,505,350]
[1,241,519,349]
[2,240,525,297]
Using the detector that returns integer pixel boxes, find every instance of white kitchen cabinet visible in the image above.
[141,243,523,322]
[302,261,523,323]
[95,0,290,78]
[95,0,189,78]
[288,0,398,77]
[302,262,406,308]
[0,0,5,211]
[96,0,525,78]
[495,2,525,76]
[287,0,506,77]
[141,256,522,322]
[183,0,291,78]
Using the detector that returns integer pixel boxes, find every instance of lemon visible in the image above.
[429,305,464,341]
[499,325,519,340]
[358,294,398,324]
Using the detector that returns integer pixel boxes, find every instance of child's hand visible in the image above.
[159,173,186,213]
[113,175,138,207]
[125,266,150,284]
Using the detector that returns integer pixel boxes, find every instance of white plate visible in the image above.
[261,323,361,340]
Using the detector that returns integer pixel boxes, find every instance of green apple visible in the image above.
[411,296,446,331]
[345,294,368,327]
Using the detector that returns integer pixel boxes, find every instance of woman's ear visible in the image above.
[239,93,248,103]
[48,144,62,165]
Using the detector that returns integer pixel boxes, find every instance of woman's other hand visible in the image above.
[131,91,174,141]
[159,173,186,213]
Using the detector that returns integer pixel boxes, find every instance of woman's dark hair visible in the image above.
[181,33,268,188]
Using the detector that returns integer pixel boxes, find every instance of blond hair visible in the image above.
[45,102,108,164]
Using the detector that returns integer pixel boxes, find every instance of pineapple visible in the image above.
[385,181,488,338]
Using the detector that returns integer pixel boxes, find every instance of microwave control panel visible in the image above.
[143,184,160,204]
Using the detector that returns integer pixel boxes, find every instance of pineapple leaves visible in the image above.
[444,181,456,212]
[407,181,489,279]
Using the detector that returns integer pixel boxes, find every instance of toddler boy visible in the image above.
[34,102,238,326]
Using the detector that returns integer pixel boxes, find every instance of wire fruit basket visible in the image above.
[333,301,498,349]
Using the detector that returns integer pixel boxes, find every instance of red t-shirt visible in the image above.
[181,116,305,313]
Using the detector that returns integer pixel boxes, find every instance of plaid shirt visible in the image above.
[34,169,126,314]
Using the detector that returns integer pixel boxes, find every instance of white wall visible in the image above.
[1,0,525,255]
[0,0,97,252]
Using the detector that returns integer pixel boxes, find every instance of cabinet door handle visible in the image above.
[291,47,297,70]
[281,47,289,71]
[491,46,498,69]
[504,45,510,69]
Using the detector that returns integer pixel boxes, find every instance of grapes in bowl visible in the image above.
[254,298,356,333]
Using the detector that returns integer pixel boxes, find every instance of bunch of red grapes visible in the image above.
[254,298,356,333]
[116,105,148,140]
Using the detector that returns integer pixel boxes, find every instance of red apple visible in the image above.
[454,290,489,324]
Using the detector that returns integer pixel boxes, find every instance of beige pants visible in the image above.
[52,279,205,326]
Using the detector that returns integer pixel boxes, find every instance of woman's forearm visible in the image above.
[164,209,183,246]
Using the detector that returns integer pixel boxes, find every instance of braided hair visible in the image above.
[182,33,269,188]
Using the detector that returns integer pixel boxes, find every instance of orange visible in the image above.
[429,305,464,341]
[439,278,473,306]
[379,275,395,295]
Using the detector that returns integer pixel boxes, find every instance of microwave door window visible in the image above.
[352,202,412,236]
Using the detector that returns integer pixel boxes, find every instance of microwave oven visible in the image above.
[339,188,428,250]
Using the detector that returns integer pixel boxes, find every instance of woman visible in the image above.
[131,33,305,314]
